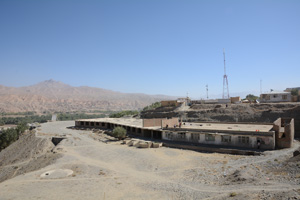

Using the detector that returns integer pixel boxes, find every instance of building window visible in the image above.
[96,122,100,126]
[238,136,249,144]
[166,132,173,139]
[266,95,270,100]
[177,132,186,139]
[282,95,287,100]
[191,133,200,141]
[262,94,267,99]
[221,135,231,143]
[205,134,215,141]
[273,95,277,98]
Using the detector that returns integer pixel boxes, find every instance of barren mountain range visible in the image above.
[0,80,174,113]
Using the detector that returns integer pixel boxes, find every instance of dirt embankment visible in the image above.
[0,132,61,182]
[141,103,300,137]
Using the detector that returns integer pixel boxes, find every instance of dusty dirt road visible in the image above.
[0,121,300,200]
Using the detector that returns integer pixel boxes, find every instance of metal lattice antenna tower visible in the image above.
[222,49,230,99]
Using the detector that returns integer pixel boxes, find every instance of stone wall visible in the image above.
[275,118,294,149]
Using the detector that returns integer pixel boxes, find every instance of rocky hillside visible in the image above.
[141,103,300,137]
[0,80,174,113]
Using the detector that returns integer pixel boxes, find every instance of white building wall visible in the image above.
[162,131,275,150]
[260,92,291,103]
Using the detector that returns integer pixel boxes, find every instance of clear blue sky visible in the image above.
[0,0,299,98]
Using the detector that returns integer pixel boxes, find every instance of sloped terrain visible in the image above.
[0,132,61,182]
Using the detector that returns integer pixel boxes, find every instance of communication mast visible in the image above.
[222,49,230,99]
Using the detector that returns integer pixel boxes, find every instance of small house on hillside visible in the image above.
[260,91,291,103]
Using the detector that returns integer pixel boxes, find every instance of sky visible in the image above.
[0,0,299,99]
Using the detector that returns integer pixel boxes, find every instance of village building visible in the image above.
[161,97,191,107]
[260,91,291,103]
[75,117,294,151]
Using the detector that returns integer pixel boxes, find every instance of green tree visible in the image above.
[291,89,299,96]
[0,123,28,151]
[245,94,259,101]
[112,127,127,140]
[16,122,29,134]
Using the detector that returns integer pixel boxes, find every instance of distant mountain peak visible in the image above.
[35,79,71,88]
[0,80,174,113]
[45,79,56,83]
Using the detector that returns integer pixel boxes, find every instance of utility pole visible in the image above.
[260,79,262,94]
[206,85,209,99]
[222,49,230,99]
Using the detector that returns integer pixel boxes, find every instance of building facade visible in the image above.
[75,117,294,150]
[260,91,291,103]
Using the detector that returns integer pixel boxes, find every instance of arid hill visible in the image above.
[0,80,174,113]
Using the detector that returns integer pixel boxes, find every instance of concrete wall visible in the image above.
[143,118,162,127]
[161,118,179,128]
[162,131,275,150]
[231,96,241,103]
[143,118,179,128]
[217,99,231,104]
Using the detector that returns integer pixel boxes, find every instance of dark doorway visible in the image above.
[153,131,162,139]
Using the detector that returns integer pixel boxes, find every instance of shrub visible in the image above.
[112,127,127,139]
[230,192,237,197]
[109,110,139,118]
[142,102,161,111]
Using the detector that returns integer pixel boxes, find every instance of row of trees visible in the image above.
[0,111,36,116]
[0,123,28,151]
[0,113,109,126]
[56,113,106,121]
[0,115,52,126]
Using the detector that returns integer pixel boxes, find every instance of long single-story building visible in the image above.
[260,91,291,103]
[75,117,294,150]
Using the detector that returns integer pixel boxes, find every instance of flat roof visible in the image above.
[77,118,161,130]
[261,91,290,95]
[77,118,273,133]
[78,118,143,127]
[181,122,273,133]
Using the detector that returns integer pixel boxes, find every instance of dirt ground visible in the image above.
[0,121,300,200]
